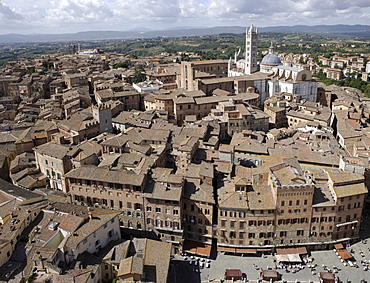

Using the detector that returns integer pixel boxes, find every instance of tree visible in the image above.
[116,62,129,68]
[132,65,146,83]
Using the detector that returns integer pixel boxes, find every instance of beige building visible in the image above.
[179,60,229,91]
[63,72,88,88]
[216,157,367,251]
[207,100,269,136]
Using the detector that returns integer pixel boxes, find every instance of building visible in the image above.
[215,157,368,251]
[228,25,258,76]
[268,66,318,102]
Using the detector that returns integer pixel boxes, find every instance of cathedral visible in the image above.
[228,25,318,103]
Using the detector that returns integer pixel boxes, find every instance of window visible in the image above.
[174,222,179,229]
[95,239,101,247]
[289,200,292,206]
[221,220,226,227]
[146,206,152,212]
[297,230,304,236]
[248,233,255,238]
[173,209,178,215]
[156,219,162,227]
[280,231,287,237]
[220,210,227,217]
[156,207,161,213]
[107,229,114,238]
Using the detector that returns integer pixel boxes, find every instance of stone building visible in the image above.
[215,157,368,251]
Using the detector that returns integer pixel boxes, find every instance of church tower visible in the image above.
[245,24,258,75]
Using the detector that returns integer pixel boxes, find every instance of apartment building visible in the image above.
[179,60,229,91]
[208,100,269,136]
[215,157,368,251]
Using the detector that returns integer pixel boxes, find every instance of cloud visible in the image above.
[0,2,23,21]
[45,0,114,24]
[1,0,370,34]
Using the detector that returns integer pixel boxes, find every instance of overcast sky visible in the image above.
[1,0,370,35]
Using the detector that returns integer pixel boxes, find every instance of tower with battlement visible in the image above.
[92,104,113,133]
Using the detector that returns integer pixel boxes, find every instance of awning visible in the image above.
[334,243,344,250]
[318,272,335,283]
[183,240,211,257]
[235,248,257,254]
[218,246,257,254]
[218,246,236,253]
[276,247,307,255]
[337,249,352,260]
[257,248,272,252]
[225,269,242,280]
[260,270,279,281]
[336,220,358,227]
[275,254,302,263]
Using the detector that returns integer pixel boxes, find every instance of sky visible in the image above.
[1,0,370,35]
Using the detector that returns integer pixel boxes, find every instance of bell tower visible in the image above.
[245,24,258,75]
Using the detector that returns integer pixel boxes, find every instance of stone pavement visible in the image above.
[172,238,370,283]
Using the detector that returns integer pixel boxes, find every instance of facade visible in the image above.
[179,60,229,91]
[66,166,183,252]
[268,66,318,102]
[216,158,367,250]
[206,100,270,136]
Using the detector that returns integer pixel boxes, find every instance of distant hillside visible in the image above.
[1,25,370,43]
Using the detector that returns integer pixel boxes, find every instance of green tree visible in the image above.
[116,62,129,68]
[132,65,146,83]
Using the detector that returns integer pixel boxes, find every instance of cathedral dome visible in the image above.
[261,53,281,66]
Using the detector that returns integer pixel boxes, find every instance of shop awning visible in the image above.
[218,246,257,254]
[334,243,344,250]
[260,270,279,281]
[318,272,335,283]
[275,254,302,263]
[225,269,242,280]
[337,249,352,260]
[218,246,236,253]
[257,248,272,252]
[276,247,307,255]
[235,248,257,254]
[183,240,211,257]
